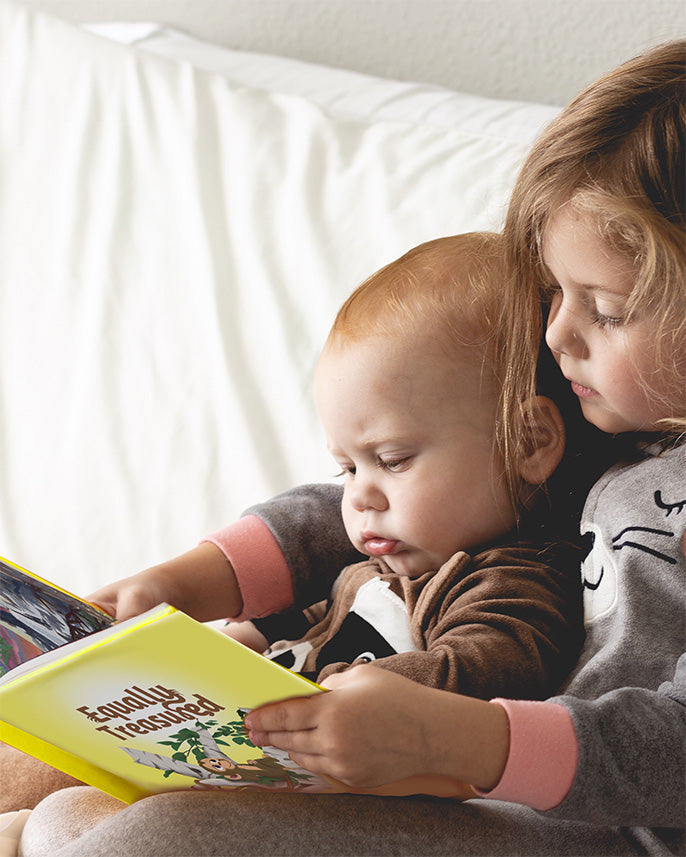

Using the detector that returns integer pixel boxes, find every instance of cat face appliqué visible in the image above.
[581,488,685,623]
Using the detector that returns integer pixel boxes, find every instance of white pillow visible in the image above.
[83,22,560,138]
[0,1,558,595]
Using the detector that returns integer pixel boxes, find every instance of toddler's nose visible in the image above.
[349,474,388,512]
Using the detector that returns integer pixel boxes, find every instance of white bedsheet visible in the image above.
[0,1,559,595]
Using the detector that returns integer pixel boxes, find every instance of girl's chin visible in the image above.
[579,400,644,434]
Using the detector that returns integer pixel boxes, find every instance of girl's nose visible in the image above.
[348,473,388,512]
[545,294,588,359]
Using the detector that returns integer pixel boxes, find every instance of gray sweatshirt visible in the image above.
[546,442,685,830]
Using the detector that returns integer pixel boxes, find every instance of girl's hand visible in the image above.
[247,666,430,786]
[87,542,243,623]
[245,665,509,789]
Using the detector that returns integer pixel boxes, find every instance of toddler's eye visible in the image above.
[378,456,411,472]
[335,464,356,477]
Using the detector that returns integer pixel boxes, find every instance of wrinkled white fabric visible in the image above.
[0,0,558,596]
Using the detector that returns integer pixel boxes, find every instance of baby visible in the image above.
[224,232,580,699]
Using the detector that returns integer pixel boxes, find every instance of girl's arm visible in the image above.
[541,663,686,828]
[247,656,686,829]
[246,665,511,791]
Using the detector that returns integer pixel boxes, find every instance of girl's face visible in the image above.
[543,207,684,434]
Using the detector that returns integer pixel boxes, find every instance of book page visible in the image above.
[0,556,114,676]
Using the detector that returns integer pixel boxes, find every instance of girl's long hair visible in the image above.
[502,39,686,450]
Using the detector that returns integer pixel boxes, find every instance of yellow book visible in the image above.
[0,556,472,803]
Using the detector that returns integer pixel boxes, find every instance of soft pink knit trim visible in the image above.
[202,515,294,620]
[475,699,578,810]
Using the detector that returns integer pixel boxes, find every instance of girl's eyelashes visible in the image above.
[550,284,626,330]
[590,308,625,329]
[546,274,631,331]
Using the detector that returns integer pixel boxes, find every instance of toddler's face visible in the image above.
[314,336,516,578]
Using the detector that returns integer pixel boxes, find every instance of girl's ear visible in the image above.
[517,395,566,485]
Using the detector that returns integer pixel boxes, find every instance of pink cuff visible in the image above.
[475,699,578,810]
[202,515,294,621]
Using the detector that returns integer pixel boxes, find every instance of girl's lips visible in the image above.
[362,536,401,557]
[570,380,598,399]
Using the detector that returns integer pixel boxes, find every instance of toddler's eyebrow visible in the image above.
[328,436,412,457]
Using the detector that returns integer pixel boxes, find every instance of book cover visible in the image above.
[0,560,472,804]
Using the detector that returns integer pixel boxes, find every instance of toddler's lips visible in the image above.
[363,537,401,557]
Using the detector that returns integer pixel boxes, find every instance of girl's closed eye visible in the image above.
[588,290,632,329]
[590,307,625,330]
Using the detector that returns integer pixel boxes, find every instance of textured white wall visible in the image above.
[20,0,686,105]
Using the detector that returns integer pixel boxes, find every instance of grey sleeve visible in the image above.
[244,483,364,608]
[547,653,686,828]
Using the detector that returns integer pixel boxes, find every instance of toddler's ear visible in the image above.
[518,395,565,485]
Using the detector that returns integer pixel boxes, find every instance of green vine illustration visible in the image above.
[141,715,314,788]
[157,718,254,774]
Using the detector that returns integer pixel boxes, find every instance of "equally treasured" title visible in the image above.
[76,684,226,741]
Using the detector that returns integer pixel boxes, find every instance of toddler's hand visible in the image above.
[88,570,173,622]
[87,542,243,624]
[221,620,268,653]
